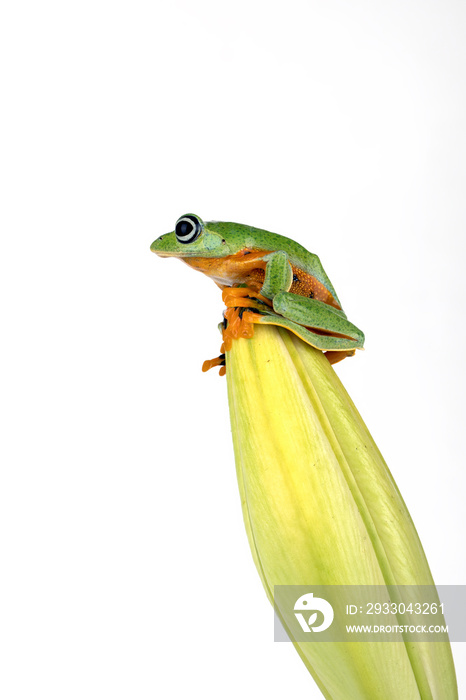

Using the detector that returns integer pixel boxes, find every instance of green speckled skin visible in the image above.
[151,215,364,354]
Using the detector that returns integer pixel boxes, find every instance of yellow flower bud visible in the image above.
[226,324,457,700]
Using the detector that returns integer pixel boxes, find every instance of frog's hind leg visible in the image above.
[272,291,365,349]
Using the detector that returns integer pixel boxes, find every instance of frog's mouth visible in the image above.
[151,250,173,257]
[152,248,199,259]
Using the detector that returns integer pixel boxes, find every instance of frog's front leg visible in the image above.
[260,250,293,299]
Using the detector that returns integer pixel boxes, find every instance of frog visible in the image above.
[150,214,364,371]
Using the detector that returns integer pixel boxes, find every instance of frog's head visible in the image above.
[151,214,229,258]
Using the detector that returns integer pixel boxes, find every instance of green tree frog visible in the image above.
[151,214,364,368]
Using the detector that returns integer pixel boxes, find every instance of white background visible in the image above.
[1,1,465,698]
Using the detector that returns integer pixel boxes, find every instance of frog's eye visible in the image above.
[175,215,202,244]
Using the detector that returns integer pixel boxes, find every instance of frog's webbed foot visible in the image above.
[202,287,270,376]
[222,286,272,310]
[221,307,265,350]
[202,350,226,376]
[201,309,263,376]
[221,286,272,350]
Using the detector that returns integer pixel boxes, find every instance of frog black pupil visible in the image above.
[179,221,192,236]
